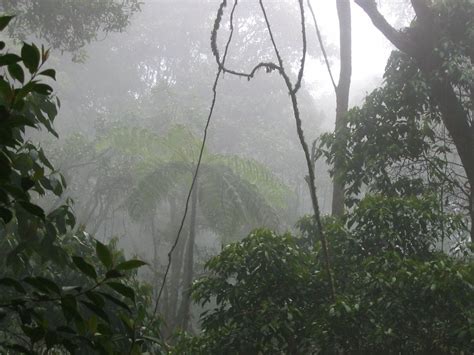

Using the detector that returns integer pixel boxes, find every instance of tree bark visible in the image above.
[355,0,474,240]
[332,0,352,217]
[178,182,198,331]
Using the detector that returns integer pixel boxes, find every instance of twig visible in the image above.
[307,0,337,91]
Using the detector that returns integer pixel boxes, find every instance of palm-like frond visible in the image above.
[198,164,280,243]
[210,154,291,209]
[96,125,208,165]
[96,126,170,166]
[126,161,191,220]
[97,125,289,241]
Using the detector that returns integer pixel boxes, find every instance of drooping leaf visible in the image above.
[72,256,97,279]
[18,201,45,220]
[96,240,113,269]
[21,43,40,73]
[80,301,109,322]
[8,63,25,83]
[0,53,21,67]
[115,259,147,271]
[0,277,26,293]
[106,282,135,302]
[38,69,56,80]
[0,16,14,31]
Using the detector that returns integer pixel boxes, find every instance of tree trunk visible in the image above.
[178,182,198,331]
[166,198,186,335]
[355,0,474,241]
[332,0,352,217]
[150,216,160,297]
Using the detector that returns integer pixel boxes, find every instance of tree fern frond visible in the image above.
[198,165,280,244]
[210,154,291,209]
[126,162,191,221]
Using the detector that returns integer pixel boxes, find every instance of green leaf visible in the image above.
[6,344,31,354]
[8,63,25,83]
[85,291,105,307]
[106,282,135,302]
[21,324,45,343]
[0,277,26,293]
[61,295,81,322]
[32,83,53,95]
[0,16,14,31]
[18,201,45,220]
[105,269,123,279]
[0,53,21,66]
[72,256,97,280]
[38,69,56,80]
[24,277,61,294]
[81,301,109,322]
[96,240,113,269]
[115,259,147,271]
[0,206,13,224]
[98,291,131,312]
[21,43,40,73]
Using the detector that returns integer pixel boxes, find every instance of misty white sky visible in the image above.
[305,0,413,130]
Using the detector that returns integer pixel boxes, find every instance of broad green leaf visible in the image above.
[18,201,45,220]
[21,324,45,343]
[85,291,105,307]
[61,294,81,322]
[106,282,135,302]
[115,259,147,271]
[21,43,40,73]
[0,16,14,31]
[8,63,25,83]
[72,256,97,279]
[96,240,113,269]
[23,277,60,295]
[0,206,13,224]
[98,291,131,312]
[38,69,56,80]
[105,269,123,279]
[0,277,26,293]
[0,53,21,67]
[32,83,53,96]
[81,301,109,322]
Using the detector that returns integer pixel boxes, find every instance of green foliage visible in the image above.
[346,194,464,258]
[1,0,141,57]
[100,124,288,241]
[319,50,455,206]
[188,229,322,354]
[319,0,474,212]
[185,195,473,354]
[0,17,161,353]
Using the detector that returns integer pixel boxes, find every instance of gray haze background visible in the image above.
[1,0,414,332]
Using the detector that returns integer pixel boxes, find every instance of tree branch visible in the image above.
[354,0,416,55]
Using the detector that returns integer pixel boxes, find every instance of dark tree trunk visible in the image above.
[332,0,352,217]
[165,199,186,335]
[178,182,198,331]
[355,0,474,241]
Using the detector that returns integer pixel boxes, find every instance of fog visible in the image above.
[2,0,472,349]
[4,0,411,332]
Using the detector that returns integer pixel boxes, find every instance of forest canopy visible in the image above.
[0,0,473,354]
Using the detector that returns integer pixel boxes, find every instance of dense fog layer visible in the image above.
[2,0,473,349]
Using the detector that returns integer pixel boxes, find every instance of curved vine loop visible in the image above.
[211,0,336,301]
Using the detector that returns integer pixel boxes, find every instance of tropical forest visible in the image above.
[0,0,473,353]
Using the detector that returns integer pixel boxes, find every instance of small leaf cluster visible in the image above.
[318,48,465,210]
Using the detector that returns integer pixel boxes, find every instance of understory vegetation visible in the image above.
[1,0,473,354]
